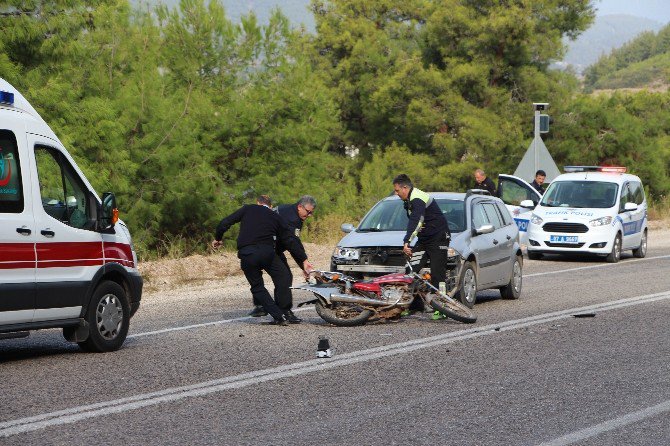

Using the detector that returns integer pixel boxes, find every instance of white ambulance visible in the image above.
[524,166,647,263]
[0,78,142,352]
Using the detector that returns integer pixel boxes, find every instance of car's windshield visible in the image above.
[540,181,618,209]
[357,198,466,233]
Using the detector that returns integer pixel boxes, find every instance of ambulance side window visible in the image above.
[35,146,92,230]
[0,130,24,213]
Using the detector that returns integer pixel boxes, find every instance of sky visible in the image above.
[592,0,670,23]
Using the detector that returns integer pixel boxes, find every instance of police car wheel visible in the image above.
[78,281,130,353]
[632,229,647,258]
[605,234,622,263]
[456,261,477,309]
[500,255,522,300]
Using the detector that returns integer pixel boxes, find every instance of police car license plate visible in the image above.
[550,235,579,244]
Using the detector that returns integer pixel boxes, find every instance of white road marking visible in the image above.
[129,254,670,339]
[2,290,670,438]
[539,399,670,446]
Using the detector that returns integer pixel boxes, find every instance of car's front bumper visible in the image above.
[526,222,615,255]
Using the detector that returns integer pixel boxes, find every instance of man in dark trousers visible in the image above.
[473,168,497,196]
[248,195,316,320]
[393,174,451,309]
[211,195,310,325]
[531,169,546,195]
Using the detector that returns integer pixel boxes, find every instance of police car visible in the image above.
[0,78,142,352]
[524,166,647,262]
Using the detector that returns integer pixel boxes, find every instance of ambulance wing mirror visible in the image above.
[520,199,536,210]
[99,192,119,230]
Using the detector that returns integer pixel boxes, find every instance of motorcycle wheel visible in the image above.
[430,293,477,324]
[314,301,373,326]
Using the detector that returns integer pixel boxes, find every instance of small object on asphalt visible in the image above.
[317,335,333,358]
[238,334,244,337]
[494,327,500,331]
[573,313,596,318]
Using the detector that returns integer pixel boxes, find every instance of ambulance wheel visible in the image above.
[632,229,647,258]
[79,281,130,353]
[605,233,622,263]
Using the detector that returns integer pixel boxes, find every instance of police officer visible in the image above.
[248,195,316,321]
[211,195,310,325]
[393,174,451,304]
[473,168,497,196]
[531,169,546,195]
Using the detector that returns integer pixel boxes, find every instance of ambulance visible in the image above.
[524,166,647,263]
[0,78,142,352]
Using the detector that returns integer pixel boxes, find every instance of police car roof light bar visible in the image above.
[563,166,627,173]
[0,90,15,105]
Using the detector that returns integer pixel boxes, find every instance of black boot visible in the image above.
[269,316,289,326]
[248,305,268,317]
[283,310,302,324]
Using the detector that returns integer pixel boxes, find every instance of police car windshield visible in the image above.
[357,199,466,233]
[540,181,619,209]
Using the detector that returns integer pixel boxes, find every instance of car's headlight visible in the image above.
[332,247,360,260]
[530,213,544,225]
[590,216,612,227]
[447,247,461,258]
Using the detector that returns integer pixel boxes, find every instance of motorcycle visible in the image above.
[293,260,477,326]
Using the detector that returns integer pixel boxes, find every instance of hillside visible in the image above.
[558,14,664,73]
[584,22,670,90]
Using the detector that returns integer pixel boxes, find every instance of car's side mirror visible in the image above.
[519,199,536,210]
[623,202,638,212]
[99,192,118,230]
[341,223,355,233]
[473,224,494,236]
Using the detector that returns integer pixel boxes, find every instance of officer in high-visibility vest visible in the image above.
[393,174,451,300]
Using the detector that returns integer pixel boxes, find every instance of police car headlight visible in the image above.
[332,247,360,261]
[589,216,613,227]
[530,213,544,225]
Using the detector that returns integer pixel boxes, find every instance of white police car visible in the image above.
[524,166,647,262]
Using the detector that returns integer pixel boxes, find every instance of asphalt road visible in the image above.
[2,245,670,445]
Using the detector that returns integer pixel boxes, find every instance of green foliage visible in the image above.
[3,0,669,259]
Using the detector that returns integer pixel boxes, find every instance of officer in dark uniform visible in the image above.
[393,174,451,304]
[248,195,316,321]
[473,168,497,196]
[531,169,546,195]
[211,195,310,325]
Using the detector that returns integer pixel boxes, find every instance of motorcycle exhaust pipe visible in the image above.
[329,293,390,307]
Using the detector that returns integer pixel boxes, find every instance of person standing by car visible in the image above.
[393,174,451,301]
[211,195,311,325]
[473,168,497,196]
[248,195,316,321]
[531,169,546,195]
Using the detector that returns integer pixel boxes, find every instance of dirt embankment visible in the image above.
[139,223,670,293]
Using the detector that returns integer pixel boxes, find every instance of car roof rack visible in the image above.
[465,189,491,199]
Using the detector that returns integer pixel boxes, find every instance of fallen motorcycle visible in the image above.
[293,260,476,326]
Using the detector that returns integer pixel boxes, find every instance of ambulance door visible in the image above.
[0,128,36,324]
[30,139,103,322]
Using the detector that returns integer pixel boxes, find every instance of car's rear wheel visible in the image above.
[633,229,647,258]
[500,255,522,299]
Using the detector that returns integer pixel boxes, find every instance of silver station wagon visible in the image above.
[331,191,524,307]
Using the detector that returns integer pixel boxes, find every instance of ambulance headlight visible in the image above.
[332,247,359,260]
[530,213,544,225]
[590,216,612,227]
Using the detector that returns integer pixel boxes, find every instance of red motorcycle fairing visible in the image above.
[352,272,413,294]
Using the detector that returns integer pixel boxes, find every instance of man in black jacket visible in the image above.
[211,195,311,325]
[531,170,546,195]
[393,174,451,304]
[248,195,316,320]
[473,168,497,196]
